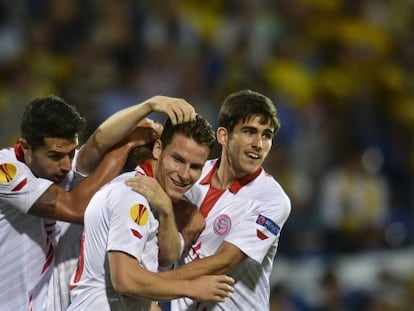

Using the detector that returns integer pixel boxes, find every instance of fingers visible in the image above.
[125,175,158,198]
[149,96,196,125]
[220,276,234,291]
[219,275,235,285]
[212,276,235,302]
[176,101,196,124]
[125,175,146,195]
[153,122,163,137]
[192,275,235,303]
[167,100,196,125]
[210,285,234,302]
[137,117,155,127]
[137,118,163,136]
[125,175,172,214]
[126,118,163,148]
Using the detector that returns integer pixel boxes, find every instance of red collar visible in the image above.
[200,159,262,193]
[14,142,25,163]
[138,159,154,177]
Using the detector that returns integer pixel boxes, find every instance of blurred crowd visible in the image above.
[1,0,413,309]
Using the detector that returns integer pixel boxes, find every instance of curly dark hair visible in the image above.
[20,95,86,150]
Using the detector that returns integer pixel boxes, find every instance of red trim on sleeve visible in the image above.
[12,178,27,191]
[131,228,143,239]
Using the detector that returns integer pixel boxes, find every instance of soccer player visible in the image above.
[67,116,235,311]
[128,90,291,310]
[0,94,195,311]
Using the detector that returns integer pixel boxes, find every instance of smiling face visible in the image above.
[21,136,78,184]
[152,133,210,201]
[219,115,274,179]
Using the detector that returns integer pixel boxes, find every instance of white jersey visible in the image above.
[171,159,291,311]
[68,162,160,311]
[45,221,83,311]
[0,146,83,311]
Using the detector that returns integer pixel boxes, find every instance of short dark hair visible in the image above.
[218,89,280,135]
[20,95,86,150]
[122,115,216,172]
[160,114,216,151]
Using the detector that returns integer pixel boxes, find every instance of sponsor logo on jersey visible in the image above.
[256,214,280,236]
[213,214,231,236]
[130,203,149,226]
[0,163,17,184]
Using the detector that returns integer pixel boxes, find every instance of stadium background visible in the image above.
[0,0,413,309]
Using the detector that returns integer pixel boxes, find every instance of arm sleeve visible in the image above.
[106,185,158,262]
[0,160,53,213]
[225,194,291,264]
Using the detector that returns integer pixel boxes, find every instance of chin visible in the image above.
[242,162,258,171]
[168,182,192,200]
[167,191,183,203]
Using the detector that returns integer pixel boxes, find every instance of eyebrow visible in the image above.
[172,152,204,168]
[172,152,185,160]
[241,125,257,131]
[47,147,76,155]
[241,125,274,134]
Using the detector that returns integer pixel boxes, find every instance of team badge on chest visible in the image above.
[213,214,231,236]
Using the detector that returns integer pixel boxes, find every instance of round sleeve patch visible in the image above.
[130,204,149,226]
[0,163,17,184]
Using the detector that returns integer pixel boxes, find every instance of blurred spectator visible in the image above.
[319,143,390,254]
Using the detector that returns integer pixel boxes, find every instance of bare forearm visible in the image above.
[109,252,234,303]
[157,211,181,267]
[161,256,227,281]
[78,103,152,173]
[30,144,131,223]
[94,95,196,154]
[110,252,194,301]
[62,144,131,223]
[123,275,193,301]
[161,243,246,280]
[112,263,231,302]
[92,104,152,150]
[78,95,196,174]
[123,173,183,265]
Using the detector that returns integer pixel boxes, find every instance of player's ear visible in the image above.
[216,127,228,145]
[152,139,162,160]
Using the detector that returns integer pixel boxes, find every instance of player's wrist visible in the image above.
[156,202,174,218]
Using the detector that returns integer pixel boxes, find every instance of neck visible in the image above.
[213,159,236,189]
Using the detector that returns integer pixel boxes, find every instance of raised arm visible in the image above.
[77,96,196,175]
[29,96,196,223]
